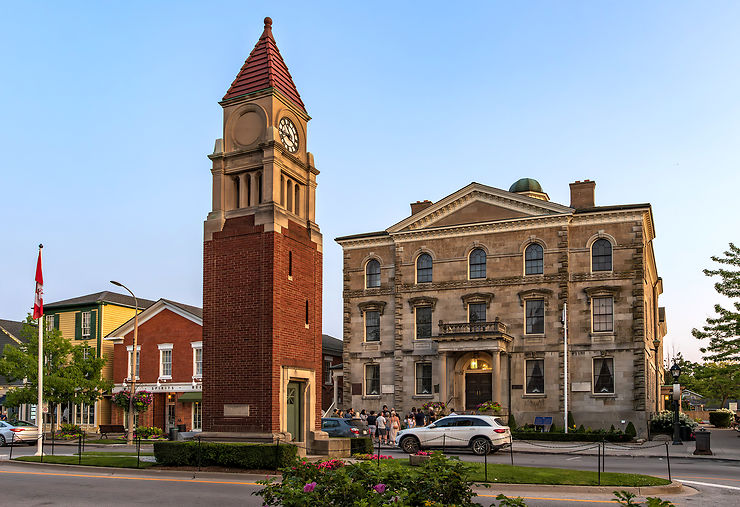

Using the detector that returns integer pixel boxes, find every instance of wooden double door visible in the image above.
[465,372,492,410]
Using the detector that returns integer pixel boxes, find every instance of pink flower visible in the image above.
[374,483,386,493]
[303,481,317,493]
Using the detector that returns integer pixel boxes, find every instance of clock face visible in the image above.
[278,117,299,153]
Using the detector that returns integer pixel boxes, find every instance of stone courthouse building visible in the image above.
[336,179,667,433]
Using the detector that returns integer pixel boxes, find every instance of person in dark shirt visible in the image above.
[414,409,426,427]
[366,411,378,441]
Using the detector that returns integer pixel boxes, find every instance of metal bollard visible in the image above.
[8,433,14,461]
[665,442,672,482]
[442,433,446,454]
[136,436,141,469]
[484,442,488,482]
[509,434,514,466]
[597,442,601,485]
[78,434,82,465]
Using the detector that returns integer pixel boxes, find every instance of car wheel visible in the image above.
[471,437,491,456]
[0,435,5,447]
[400,436,420,454]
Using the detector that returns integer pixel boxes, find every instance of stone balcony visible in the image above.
[434,317,513,352]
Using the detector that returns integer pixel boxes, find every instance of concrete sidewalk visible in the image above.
[510,427,740,461]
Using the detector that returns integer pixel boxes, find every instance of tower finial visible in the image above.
[261,17,273,39]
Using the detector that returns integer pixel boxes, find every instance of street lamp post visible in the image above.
[111,280,138,446]
[669,362,682,446]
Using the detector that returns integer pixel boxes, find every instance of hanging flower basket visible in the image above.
[111,390,153,413]
[475,401,502,414]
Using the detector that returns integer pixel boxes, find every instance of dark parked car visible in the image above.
[321,417,369,438]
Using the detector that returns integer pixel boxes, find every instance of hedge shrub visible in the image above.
[350,437,373,455]
[153,441,297,469]
[507,413,517,431]
[513,429,632,442]
[650,411,698,434]
[625,422,637,438]
[709,409,733,428]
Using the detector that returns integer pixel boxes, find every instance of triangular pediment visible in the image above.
[388,183,572,233]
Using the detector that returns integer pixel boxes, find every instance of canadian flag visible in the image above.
[33,247,43,320]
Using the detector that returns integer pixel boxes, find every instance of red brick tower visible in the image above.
[202,18,323,446]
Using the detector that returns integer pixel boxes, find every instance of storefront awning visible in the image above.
[178,392,202,403]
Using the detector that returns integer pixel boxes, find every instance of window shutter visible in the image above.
[89,311,97,340]
[74,312,82,339]
[53,314,60,330]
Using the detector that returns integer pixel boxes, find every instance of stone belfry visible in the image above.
[202,17,323,447]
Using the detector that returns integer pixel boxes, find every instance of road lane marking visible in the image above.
[0,469,264,486]
[478,494,616,503]
[565,457,581,461]
[679,480,740,491]
[676,475,740,483]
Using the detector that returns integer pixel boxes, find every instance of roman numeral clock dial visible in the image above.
[278,117,299,153]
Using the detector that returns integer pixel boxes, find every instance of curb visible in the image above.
[472,481,685,496]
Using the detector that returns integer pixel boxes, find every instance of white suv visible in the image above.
[395,415,510,455]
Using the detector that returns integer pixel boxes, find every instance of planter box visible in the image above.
[409,454,430,466]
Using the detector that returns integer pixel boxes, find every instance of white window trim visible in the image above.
[44,314,54,332]
[324,359,333,385]
[523,298,545,335]
[364,363,380,396]
[363,310,380,343]
[591,296,614,333]
[414,361,433,396]
[158,343,173,380]
[414,306,432,340]
[81,311,92,338]
[126,345,141,381]
[524,358,546,396]
[191,342,203,379]
[191,401,202,431]
[592,357,616,395]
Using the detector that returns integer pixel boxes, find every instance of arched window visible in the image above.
[524,243,543,275]
[592,239,612,272]
[257,172,263,204]
[287,180,293,211]
[469,248,486,279]
[280,175,285,206]
[294,184,300,216]
[416,253,433,283]
[365,259,380,288]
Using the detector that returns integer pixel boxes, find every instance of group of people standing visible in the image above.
[330,405,452,446]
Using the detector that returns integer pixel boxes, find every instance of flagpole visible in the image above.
[35,244,44,456]
[563,302,568,434]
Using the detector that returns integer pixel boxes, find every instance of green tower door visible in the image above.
[286,381,304,442]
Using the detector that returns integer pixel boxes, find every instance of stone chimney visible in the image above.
[410,200,433,215]
[569,180,595,209]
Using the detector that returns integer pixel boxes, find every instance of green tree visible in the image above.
[692,362,740,408]
[0,315,112,424]
[692,242,740,362]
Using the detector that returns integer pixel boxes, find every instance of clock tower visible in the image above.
[202,17,323,447]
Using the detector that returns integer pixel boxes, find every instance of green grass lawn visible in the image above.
[80,451,155,457]
[14,455,154,468]
[374,460,669,487]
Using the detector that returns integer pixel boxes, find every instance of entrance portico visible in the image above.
[435,318,512,413]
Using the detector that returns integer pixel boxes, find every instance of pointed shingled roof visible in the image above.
[222,17,306,112]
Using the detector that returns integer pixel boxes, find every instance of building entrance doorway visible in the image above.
[286,381,304,442]
[465,372,492,410]
[165,398,176,432]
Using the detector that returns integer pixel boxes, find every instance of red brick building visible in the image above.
[106,299,203,432]
[201,18,324,448]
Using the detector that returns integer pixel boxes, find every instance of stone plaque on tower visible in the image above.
[201,18,327,452]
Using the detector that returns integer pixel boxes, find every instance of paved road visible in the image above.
[2,443,738,505]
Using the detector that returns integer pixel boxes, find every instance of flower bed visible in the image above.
[54,423,83,440]
[352,453,394,461]
[134,426,166,440]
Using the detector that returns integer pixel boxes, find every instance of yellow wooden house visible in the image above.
[44,291,155,430]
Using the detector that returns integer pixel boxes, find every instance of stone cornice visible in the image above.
[358,300,387,315]
[461,292,495,309]
[407,296,438,312]
[517,288,554,307]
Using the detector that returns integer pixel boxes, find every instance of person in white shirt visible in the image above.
[376,412,387,444]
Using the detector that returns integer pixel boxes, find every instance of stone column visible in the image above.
[492,350,501,404]
[332,371,339,408]
[438,352,448,406]
[238,173,249,208]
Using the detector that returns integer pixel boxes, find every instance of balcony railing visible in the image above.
[438,319,508,336]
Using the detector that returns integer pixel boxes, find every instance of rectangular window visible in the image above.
[75,403,94,425]
[525,359,545,394]
[469,303,486,323]
[128,348,140,379]
[194,347,203,377]
[592,297,614,332]
[365,310,380,342]
[81,311,91,338]
[324,359,333,385]
[161,349,172,377]
[525,299,545,334]
[83,347,91,360]
[415,306,432,339]
[415,362,432,395]
[44,315,54,332]
[593,357,615,394]
[365,364,380,395]
[192,402,202,430]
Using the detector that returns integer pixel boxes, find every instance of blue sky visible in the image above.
[1,2,738,362]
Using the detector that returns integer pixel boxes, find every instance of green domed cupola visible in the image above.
[508,178,549,201]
